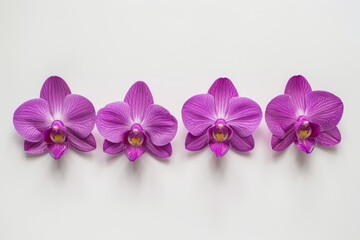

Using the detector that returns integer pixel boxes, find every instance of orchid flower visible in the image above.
[13,76,96,159]
[265,75,344,154]
[182,78,262,157]
[96,81,178,161]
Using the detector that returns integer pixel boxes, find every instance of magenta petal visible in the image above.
[96,101,132,143]
[207,78,239,117]
[13,98,53,142]
[225,97,262,137]
[295,138,316,154]
[67,131,96,152]
[265,94,297,138]
[271,127,296,151]
[124,145,145,161]
[103,140,124,155]
[209,141,230,157]
[182,94,216,136]
[24,140,48,154]
[141,104,178,146]
[40,76,71,117]
[284,75,312,113]
[48,143,68,159]
[306,91,344,131]
[230,133,255,152]
[185,132,209,151]
[62,94,96,138]
[146,141,172,159]
[317,127,341,146]
[124,81,154,122]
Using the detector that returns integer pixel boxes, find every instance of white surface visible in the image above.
[1,0,359,239]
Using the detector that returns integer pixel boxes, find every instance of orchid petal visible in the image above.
[295,138,316,154]
[306,91,344,131]
[24,140,48,154]
[271,127,296,151]
[141,104,178,146]
[103,140,124,155]
[13,98,53,142]
[185,132,209,151]
[265,94,297,138]
[284,75,312,113]
[124,145,145,161]
[67,131,96,152]
[62,94,96,138]
[96,101,132,143]
[209,140,230,158]
[124,81,154,122]
[207,77,239,117]
[146,141,172,159]
[182,94,216,136]
[230,133,255,152]
[40,76,71,117]
[317,127,341,146]
[225,97,262,137]
[48,143,68,160]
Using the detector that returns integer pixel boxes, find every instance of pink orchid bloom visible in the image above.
[96,81,178,161]
[13,76,96,159]
[182,78,262,157]
[265,75,344,153]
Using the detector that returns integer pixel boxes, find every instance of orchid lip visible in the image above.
[296,121,312,140]
[44,120,67,144]
[212,119,229,142]
[127,124,144,147]
[295,116,313,141]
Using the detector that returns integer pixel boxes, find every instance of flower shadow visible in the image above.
[125,159,145,183]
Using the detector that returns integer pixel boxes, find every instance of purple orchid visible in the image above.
[182,78,262,157]
[265,75,344,154]
[13,76,96,159]
[96,81,178,161]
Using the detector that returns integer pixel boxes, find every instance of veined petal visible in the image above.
[13,98,53,142]
[185,132,209,151]
[317,127,341,146]
[207,78,239,117]
[146,141,172,159]
[271,127,296,151]
[48,143,68,160]
[225,97,262,137]
[62,94,96,138]
[285,75,312,113]
[124,81,154,122]
[103,140,124,155]
[295,138,316,154]
[96,101,132,143]
[67,131,96,152]
[124,145,145,161]
[306,91,344,131]
[182,94,216,136]
[209,140,230,158]
[40,76,71,117]
[230,133,255,152]
[265,94,297,138]
[141,104,178,146]
[24,140,48,154]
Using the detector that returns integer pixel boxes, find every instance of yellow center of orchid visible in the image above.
[212,122,229,142]
[297,121,312,140]
[49,122,67,143]
[127,126,144,147]
[51,134,66,143]
[298,129,311,140]
[130,137,142,146]
[214,133,225,141]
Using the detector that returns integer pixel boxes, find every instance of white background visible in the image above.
[1,0,359,239]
